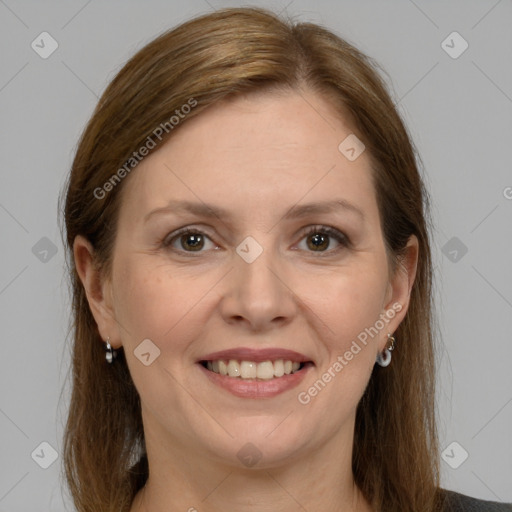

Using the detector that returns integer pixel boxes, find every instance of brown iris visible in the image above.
[180,233,204,251]
[307,232,329,251]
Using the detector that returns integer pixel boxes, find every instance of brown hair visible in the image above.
[60,7,443,511]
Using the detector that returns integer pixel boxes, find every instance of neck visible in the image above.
[136,478,367,512]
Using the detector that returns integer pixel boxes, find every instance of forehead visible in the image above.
[118,89,378,226]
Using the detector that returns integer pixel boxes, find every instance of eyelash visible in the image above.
[162,225,351,257]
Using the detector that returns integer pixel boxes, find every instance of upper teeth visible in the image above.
[206,359,301,380]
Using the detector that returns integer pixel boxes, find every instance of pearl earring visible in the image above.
[376,333,395,367]
[105,337,117,364]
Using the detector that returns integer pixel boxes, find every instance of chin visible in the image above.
[202,417,312,470]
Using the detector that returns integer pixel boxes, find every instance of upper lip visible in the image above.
[198,347,314,364]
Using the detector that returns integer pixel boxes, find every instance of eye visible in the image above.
[163,227,217,253]
[297,225,350,254]
[162,225,350,256]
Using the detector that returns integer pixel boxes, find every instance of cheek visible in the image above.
[295,269,386,423]
[113,257,186,344]
[113,256,221,350]
[318,263,388,348]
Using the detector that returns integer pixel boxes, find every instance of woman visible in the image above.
[60,7,512,512]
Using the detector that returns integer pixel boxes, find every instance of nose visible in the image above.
[218,241,296,332]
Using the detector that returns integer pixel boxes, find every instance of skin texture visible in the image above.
[74,88,418,512]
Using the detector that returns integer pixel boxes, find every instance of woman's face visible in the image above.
[84,89,416,468]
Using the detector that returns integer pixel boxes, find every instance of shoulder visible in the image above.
[439,488,512,511]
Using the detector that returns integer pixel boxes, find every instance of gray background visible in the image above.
[0,0,511,510]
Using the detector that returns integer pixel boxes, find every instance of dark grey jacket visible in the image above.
[441,489,512,511]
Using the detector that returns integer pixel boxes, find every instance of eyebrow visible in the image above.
[144,198,365,223]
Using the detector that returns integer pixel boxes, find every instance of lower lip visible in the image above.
[198,363,313,399]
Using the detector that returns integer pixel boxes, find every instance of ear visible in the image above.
[73,235,122,348]
[380,234,419,348]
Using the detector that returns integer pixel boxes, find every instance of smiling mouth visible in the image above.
[200,359,313,380]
